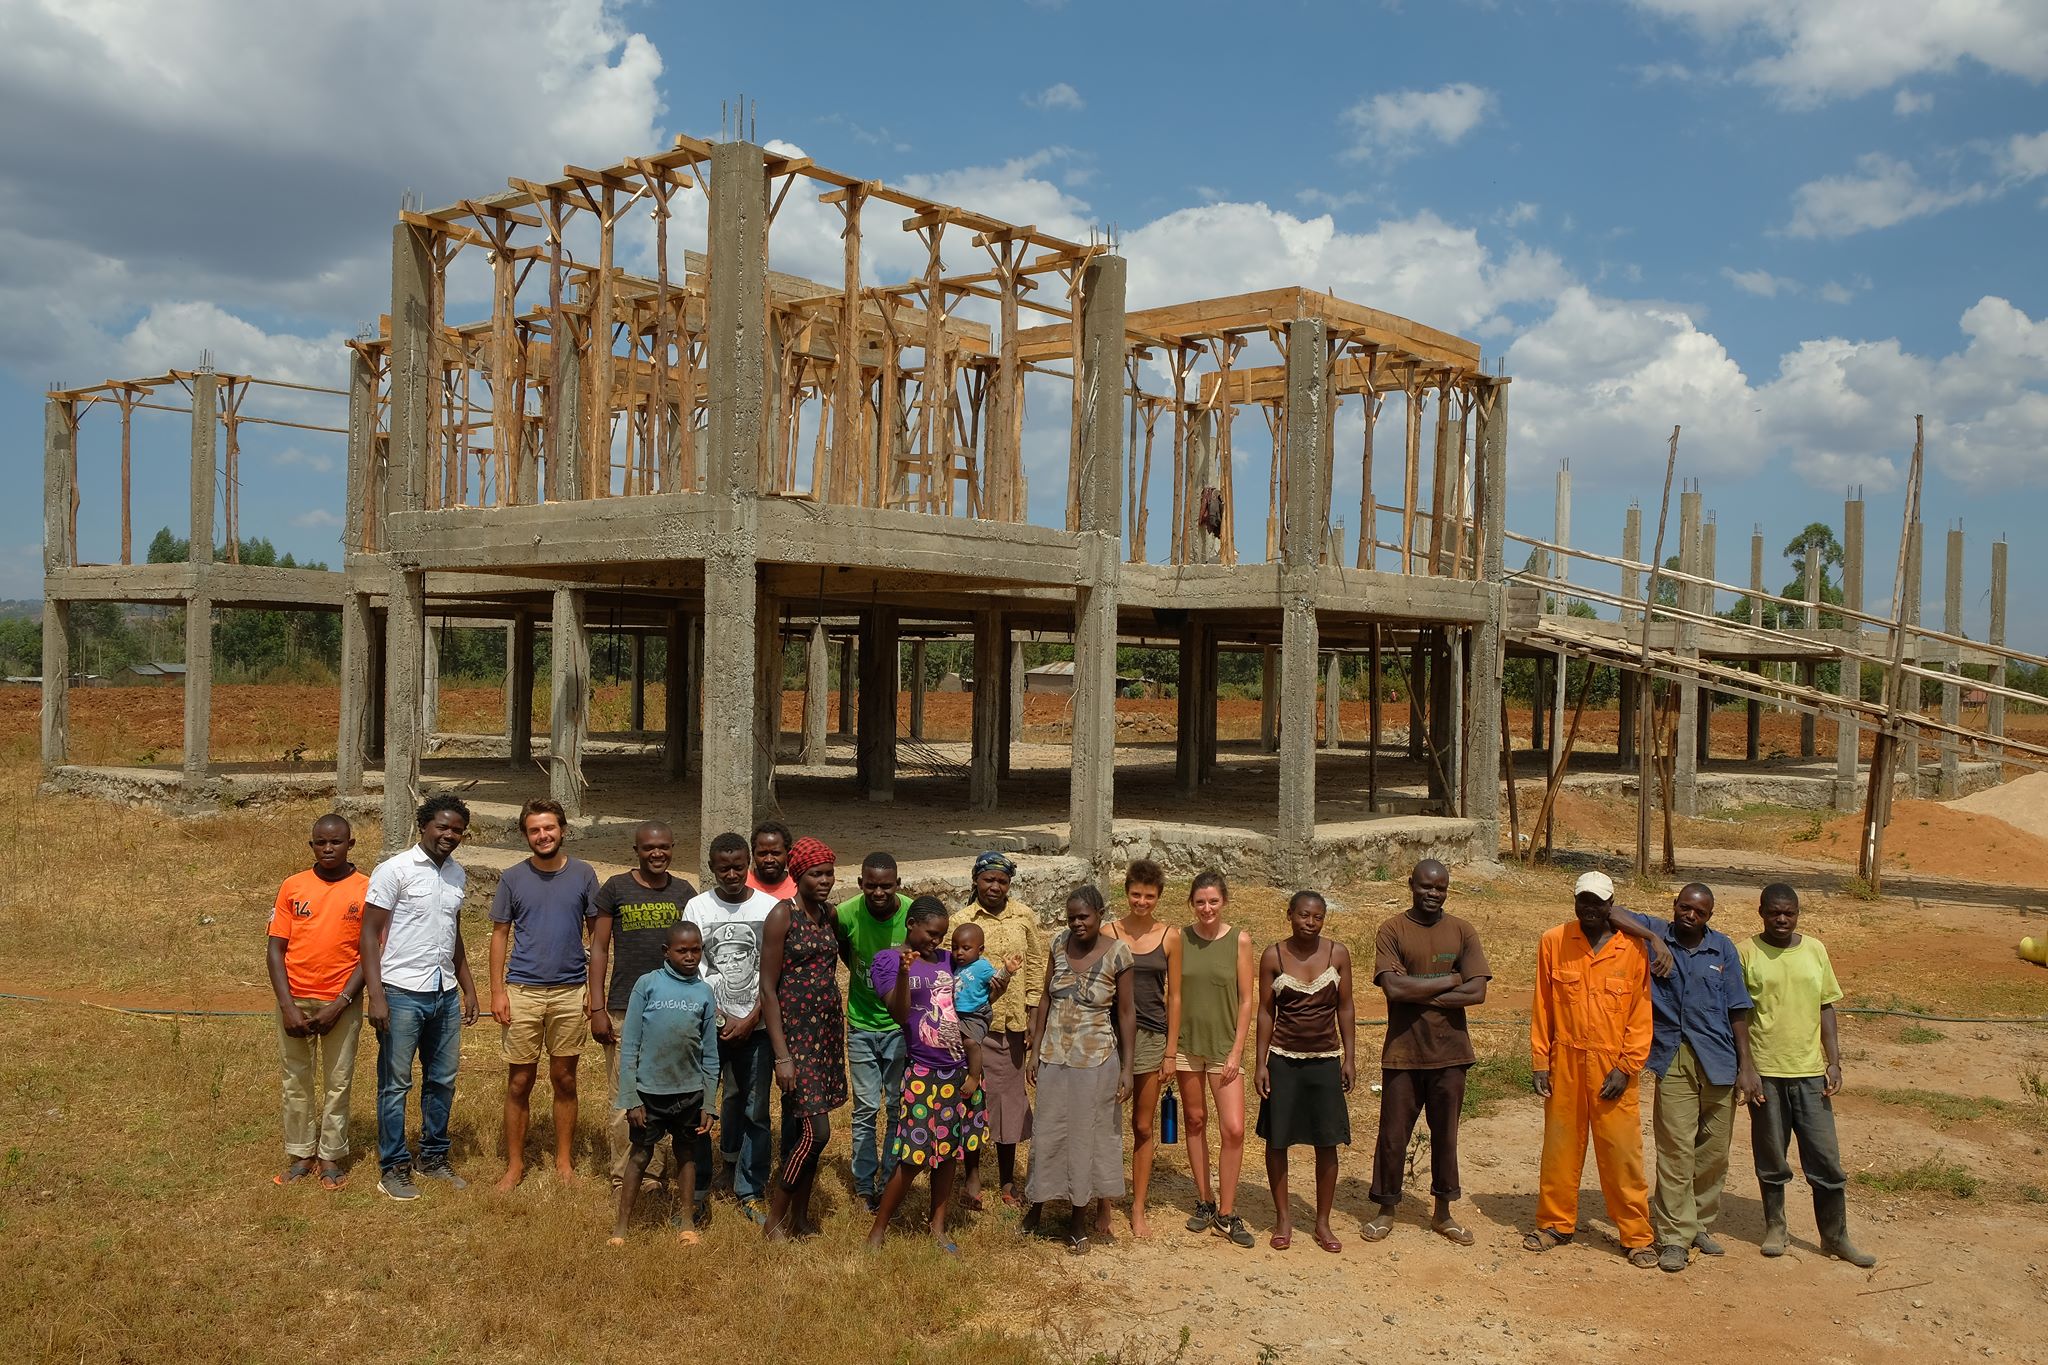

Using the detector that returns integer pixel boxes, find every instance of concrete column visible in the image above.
[836,638,854,737]
[1068,252,1126,869]
[1463,380,1508,851]
[1530,655,1545,752]
[1199,632,1221,783]
[508,613,534,769]
[388,224,433,516]
[1836,496,1865,806]
[41,398,76,771]
[421,618,441,736]
[344,349,375,554]
[753,598,781,815]
[1259,646,1279,751]
[1410,638,1430,761]
[183,374,217,784]
[971,612,1002,811]
[698,139,770,854]
[1796,544,1820,758]
[858,608,899,802]
[1275,316,1328,885]
[629,632,647,732]
[380,569,426,851]
[1007,639,1025,745]
[549,588,588,817]
[802,622,829,764]
[367,608,386,764]
[686,615,704,773]
[1988,539,2008,764]
[1618,675,1638,765]
[1901,520,1923,795]
[1673,488,1702,816]
[664,610,688,781]
[190,370,217,562]
[1940,526,1964,797]
[1322,652,1342,750]
[40,599,70,770]
[909,638,927,739]
[549,318,583,502]
[337,592,372,794]
[1175,621,1201,795]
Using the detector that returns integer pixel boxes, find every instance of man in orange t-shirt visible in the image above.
[1525,871,1656,1267]
[266,813,370,1189]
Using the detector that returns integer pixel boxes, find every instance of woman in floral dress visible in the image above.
[759,836,847,1239]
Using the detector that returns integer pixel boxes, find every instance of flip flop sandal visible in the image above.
[1314,1233,1343,1254]
[1269,1233,1293,1250]
[1361,1215,1394,1242]
[273,1161,314,1186]
[1433,1219,1475,1246]
[1522,1229,1572,1253]
[1628,1247,1660,1268]
[1066,1233,1091,1256]
[933,1238,960,1257]
[318,1168,348,1192]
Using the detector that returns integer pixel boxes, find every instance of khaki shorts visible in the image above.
[502,982,590,1064]
[1175,1051,1232,1075]
[1132,1028,1168,1075]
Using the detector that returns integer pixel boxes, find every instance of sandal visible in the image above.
[1269,1233,1293,1251]
[1628,1246,1660,1268]
[317,1165,348,1192]
[959,1194,985,1213]
[1522,1228,1572,1253]
[273,1159,314,1186]
[1313,1232,1343,1254]
[1432,1219,1475,1247]
[933,1237,960,1257]
[1066,1233,1091,1256]
[1361,1214,1394,1243]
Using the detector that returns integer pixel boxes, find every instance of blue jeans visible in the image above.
[376,986,462,1172]
[715,1030,775,1202]
[846,1027,907,1196]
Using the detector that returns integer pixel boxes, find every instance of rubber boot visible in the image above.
[1759,1184,1788,1257]
[1814,1187,1877,1267]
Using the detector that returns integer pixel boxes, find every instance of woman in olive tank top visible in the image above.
[1173,870,1258,1248]
[1105,859,1180,1237]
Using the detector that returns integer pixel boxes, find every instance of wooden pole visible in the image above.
[1529,659,1595,863]
[1635,427,1680,879]
[1858,417,1926,891]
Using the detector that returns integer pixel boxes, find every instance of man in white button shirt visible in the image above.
[361,794,479,1201]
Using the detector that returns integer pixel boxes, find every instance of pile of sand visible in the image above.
[1815,792,2048,888]
[1948,769,2048,841]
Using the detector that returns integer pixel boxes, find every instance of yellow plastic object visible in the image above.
[2022,936,2048,967]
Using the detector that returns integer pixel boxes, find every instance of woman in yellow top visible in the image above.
[950,850,1045,1207]
[1174,870,1258,1248]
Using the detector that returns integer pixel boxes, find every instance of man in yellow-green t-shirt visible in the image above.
[1737,883,1876,1268]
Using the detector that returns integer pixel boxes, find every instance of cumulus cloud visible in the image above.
[1632,0,2048,106]
[1722,266,1799,297]
[1341,84,1495,160]
[1023,82,1085,112]
[1894,89,1934,116]
[1784,152,1993,237]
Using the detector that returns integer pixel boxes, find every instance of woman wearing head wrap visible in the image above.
[759,836,847,1239]
[950,850,1044,1207]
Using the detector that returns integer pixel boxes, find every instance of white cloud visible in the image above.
[1023,82,1085,112]
[1341,83,1495,160]
[2000,129,2048,179]
[116,302,344,388]
[1297,188,1368,212]
[1817,276,1870,304]
[1632,0,2048,105]
[1722,266,1799,297]
[1894,88,1934,115]
[274,448,337,475]
[1784,152,1993,237]
[291,509,342,529]
[1499,202,1541,227]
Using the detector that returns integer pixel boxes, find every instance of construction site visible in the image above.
[32,134,2048,897]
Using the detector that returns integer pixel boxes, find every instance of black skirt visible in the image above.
[1256,1055,1352,1149]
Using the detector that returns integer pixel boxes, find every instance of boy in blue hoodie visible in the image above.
[609,921,721,1245]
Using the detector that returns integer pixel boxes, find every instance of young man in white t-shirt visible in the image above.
[685,830,782,1225]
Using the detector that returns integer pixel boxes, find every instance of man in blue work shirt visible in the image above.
[1611,882,1756,1273]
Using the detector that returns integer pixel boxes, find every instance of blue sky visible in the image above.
[1,0,2042,644]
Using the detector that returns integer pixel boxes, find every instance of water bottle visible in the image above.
[1160,1084,1179,1144]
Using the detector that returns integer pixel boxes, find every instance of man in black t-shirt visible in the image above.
[589,821,697,1194]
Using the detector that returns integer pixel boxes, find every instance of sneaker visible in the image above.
[858,1190,882,1216]
[1659,1244,1690,1273]
[416,1160,468,1190]
[1185,1200,1217,1233]
[378,1164,420,1201]
[739,1197,768,1226]
[1692,1231,1725,1257]
[1216,1213,1255,1248]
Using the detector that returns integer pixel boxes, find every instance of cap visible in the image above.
[1574,870,1615,901]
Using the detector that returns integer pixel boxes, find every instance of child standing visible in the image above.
[610,922,721,1246]
[866,898,986,1252]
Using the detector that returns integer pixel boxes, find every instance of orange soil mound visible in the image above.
[1815,798,2048,887]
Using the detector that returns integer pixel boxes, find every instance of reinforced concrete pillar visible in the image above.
[1323,652,1342,750]
[629,632,647,732]
[183,370,217,783]
[909,638,927,739]
[1464,380,1508,851]
[802,622,829,764]
[1940,526,1963,797]
[41,599,70,770]
[367,608,386,764]
[971,612,1002,811]
[549,588,588,817]
[1988,539,2008,768]
[858,607,899,802]
[1799,546,1821,758]
[1275,316,1328,885]
[1175,621,1202,795]
[698,138,770,853]
[664,610,689,781]
[753,599,781,815]
[1068,252,1126,870]
[1199,633,1221,783]
[421,617,441,737]
[508,613,534,770]
[1836,495,1865,807]
[836,638,854,737]
[380,569,426,851]
[1260,646,1280,751]
[389,224,433,516]
[41,397,76,771]
[1007,638,1025,745]
[337,592,373,794]
[1673,488,1702,816]
[1410,638,1430,761]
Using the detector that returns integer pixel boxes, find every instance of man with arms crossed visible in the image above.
[361,795,478,1202]
[489,797,602,1191]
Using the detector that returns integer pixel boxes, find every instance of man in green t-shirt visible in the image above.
[1738,883,1876,1268]
[835,851,911,1213]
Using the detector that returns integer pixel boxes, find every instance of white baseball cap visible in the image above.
[1574,871,1616,901]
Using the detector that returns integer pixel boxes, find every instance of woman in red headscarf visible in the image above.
[759,836,848,1239]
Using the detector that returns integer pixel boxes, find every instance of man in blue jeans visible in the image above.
[834,852,911,1212]
[684,831,780,1223]
[361,794,479,1201]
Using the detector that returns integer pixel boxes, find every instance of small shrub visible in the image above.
[1855,1155,1980,1199]
[1897,1023,1945,1045]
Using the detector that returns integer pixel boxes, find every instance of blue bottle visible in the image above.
[1160,1084,1179,1144]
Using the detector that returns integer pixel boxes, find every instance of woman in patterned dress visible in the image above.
[759,836,847,1240]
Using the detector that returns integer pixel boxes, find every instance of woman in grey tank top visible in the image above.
[1105,859,1180,1237]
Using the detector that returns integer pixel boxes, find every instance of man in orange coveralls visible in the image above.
[1524,870,1658,1267]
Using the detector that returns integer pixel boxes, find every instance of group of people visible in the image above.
[264,795,1875,1268]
